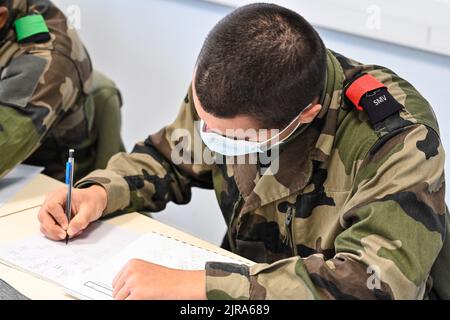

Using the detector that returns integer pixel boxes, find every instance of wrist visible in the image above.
[192,270,207,300]
[90,185,108,213]
[183,270,207,300]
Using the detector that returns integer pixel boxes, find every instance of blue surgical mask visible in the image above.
[197,105,310,156]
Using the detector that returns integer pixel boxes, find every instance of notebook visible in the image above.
[0,222,140,286]
[64,231,254,300]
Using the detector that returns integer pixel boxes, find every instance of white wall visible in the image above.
[53,0,450,245]
[207,0,450,57]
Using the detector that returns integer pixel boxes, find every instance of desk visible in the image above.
[0,174,63,219]
[0,175,250,300]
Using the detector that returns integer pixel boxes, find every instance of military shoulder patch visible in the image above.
[14,15,51,44]
[345,73,404,126]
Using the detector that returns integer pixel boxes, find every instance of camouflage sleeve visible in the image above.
[0,51,82,178]
[76,87,214,215]
[206,124,446,300]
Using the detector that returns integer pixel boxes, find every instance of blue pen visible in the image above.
[65,149,75,245]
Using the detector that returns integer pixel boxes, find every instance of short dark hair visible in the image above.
[195,3,327,128]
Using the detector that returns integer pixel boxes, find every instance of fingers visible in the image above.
[112,266,128,298]
[67,211,90,238]
[38,187,106,242]
[38,188,70,241]
[112,264,128,289]
[47,201,69,230]
[114,283,131,300]
[67,195,102,237]
[41,187,69,228]
[125,291,141,300]
[38,207,67,240]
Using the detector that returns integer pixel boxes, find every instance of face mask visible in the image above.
[198,105,311,156]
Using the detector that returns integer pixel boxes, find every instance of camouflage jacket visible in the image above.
[77,50,448,300]
[0,0,94,181]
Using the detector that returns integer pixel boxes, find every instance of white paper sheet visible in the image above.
[65,232,254,300]
[0,222,140,286]
[0,165,44,208]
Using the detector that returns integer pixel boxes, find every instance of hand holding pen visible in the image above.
[37,149,108,243]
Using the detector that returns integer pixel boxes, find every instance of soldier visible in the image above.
[38,4,449,300]
[0,0,124,181]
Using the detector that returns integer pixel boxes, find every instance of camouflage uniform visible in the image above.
[77,49,449,300]
[0,0,123,181]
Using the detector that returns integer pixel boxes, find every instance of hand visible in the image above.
[112,259,207,300]
[37,185,107,241]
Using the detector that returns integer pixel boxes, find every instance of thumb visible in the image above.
[67,205,93,237]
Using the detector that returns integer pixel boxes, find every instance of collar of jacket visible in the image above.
[232,49,346,214]
[7,0,28,27]
[10,0,27,14]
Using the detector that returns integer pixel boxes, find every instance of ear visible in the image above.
[299,104,322,124]
[0,6,9,30]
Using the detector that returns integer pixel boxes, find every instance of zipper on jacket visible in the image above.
[228,194,244,253]
[285,206,298,256]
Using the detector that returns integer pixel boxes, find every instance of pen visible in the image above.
[65,149,75,245]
